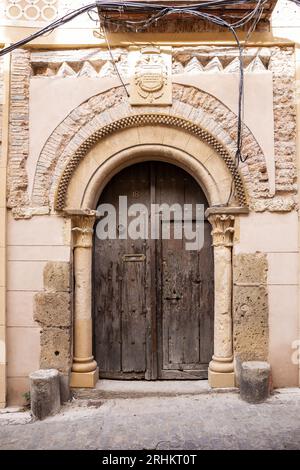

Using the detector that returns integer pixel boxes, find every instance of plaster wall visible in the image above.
[235,211,299,387]
[1,1,300,404]
[6,214,71,404]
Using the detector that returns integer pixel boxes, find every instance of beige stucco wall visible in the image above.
[5,53,300,402]
[0,52,6,408]
[1,0,300,405]
[235,211,299,387]
[6,214,71,404]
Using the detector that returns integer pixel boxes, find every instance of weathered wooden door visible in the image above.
[93,162,214,380]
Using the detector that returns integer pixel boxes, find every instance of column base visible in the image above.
[208,369,235,388]
[70,367,99,388]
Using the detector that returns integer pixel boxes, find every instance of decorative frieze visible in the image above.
[6,47,297,217]
[172,47,270,74]
[30,48,128,78]
[29,47,270,78]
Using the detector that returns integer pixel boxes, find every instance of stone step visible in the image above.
[71,379,238,400]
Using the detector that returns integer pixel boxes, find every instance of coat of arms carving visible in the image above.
[129,46,172,106]
[134,54,167,103]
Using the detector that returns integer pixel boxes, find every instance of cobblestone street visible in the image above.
[0,389,300,450]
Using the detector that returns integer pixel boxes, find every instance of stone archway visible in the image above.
[53,123,249,390]
[54,114,247,211]
[30,83,266,211]
[28,82,263,391]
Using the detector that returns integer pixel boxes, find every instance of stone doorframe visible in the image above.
[68,205,248,389]
[52,120,249,389]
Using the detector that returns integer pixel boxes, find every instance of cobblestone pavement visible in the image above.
[0,390,300,450]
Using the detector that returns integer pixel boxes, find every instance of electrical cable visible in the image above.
[102,25,130,97]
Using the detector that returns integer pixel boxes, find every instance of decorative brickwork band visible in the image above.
[54,114,247,211]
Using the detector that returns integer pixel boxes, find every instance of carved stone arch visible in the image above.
[46,95,252,390]
[32,84,266,210]
[55,114,247,211]
[67,128,249,390]
[65,143,230,210]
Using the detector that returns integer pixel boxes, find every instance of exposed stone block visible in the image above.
[240,361,271,404]
[43,262,70,292]
[233,253,268,370]
[233,286,268,363]
[34,292,71,327]
[233,253,268,285]
[40,327,71,374]
[29,369,60,420]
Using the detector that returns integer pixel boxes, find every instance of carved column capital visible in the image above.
[72,213,96,248]
[208,213,235,247]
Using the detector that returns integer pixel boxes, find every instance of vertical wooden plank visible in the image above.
[146,162,158,379]
[94,173,122,374]
[199,222,214,364]
[121,238,147,373]
[94,161,214,380]
[94,163,151,377]
[156,163,185,373]
[157,163,214,378]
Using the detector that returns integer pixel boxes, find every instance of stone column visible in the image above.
[70,212,98,388]
[207,211,235,388]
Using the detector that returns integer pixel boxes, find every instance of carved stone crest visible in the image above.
[134,53,167,102]
[129,46,172,106]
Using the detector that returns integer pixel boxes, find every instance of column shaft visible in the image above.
[70,214,98,388]
[208,213,235,388]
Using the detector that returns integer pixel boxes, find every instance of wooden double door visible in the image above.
[93,162,214,380]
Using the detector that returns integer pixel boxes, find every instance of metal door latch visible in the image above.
[165,293,182,301]
[122,253,146,262]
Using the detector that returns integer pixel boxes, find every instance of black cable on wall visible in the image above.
[0,0,297,203]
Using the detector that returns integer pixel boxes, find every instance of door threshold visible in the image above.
[72,379,238,400]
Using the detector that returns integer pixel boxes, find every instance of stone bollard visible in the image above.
[29,369,61,420]
[240,361,271,404]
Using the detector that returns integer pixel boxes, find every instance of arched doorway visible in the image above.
[93,161,214,380]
